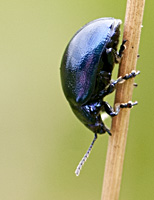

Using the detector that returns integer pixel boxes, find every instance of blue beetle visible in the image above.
[60,18,140,175]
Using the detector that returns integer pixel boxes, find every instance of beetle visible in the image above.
[60,18,140,176]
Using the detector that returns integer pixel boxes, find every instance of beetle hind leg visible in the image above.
[115,40,127,63]
[118,40,127,57]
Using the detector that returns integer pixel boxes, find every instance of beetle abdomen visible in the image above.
[61,18,121,106]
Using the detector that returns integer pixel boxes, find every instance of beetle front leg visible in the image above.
[118,101,138,108]
[103,101,120,117]
[103,101,138,117]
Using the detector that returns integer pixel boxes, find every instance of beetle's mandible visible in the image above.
[60,18,140,176]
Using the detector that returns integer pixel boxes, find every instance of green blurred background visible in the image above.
[0,0,153,199]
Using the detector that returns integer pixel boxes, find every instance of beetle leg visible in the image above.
[99,76,122,97]
[119,70,140,82]
[115,40,127,63]
[101,70,140,97]
[118,101,138,108]
[103,101,120,117]
[103,100,138,117]
[118,40,127,58]
[111,70,140,85]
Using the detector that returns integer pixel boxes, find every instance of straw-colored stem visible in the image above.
[101,0,145,200]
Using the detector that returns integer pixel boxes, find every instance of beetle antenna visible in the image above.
[75,133,97,176]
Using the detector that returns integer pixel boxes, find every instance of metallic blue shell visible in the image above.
[61,18,121,106]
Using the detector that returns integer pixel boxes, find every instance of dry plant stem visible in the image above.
[101,0,145,200]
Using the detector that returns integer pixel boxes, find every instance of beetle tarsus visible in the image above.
[122,70,140,81]
[119,39,127,57]
[120,101,138,108]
